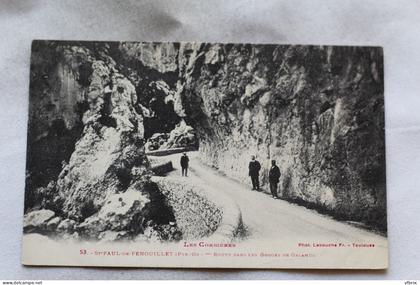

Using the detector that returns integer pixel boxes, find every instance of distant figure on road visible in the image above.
[180,152,189,177]
[269,160,281,199]
[248,155,261,190]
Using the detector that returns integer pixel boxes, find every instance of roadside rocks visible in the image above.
[161,120,198,150]
[76,188,150,239]
[46,217,61,231]
[145,120,198,152]
[23,185,182,242]
[23,209,77,237]
[145,133,169,151]
[23,208,81,238]
[57,218,77,234]
[23,209,56,233]
[97,230,129,242]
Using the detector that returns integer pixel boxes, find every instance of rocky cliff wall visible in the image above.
[26,42,91,195]
[173,43,386,231]
[26,41,179,241]
[113,42,181,139]
[26,41,387,235]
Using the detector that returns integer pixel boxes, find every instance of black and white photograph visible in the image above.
[22,40,387,269]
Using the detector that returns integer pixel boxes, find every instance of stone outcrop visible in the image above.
[119,42,179,74]
[145,133,169,151]
[56,218,77,234]
[26,41,180,241]
[76,184,182,242]
[144,120,198,151]
[23,209,57,233]
[160,119,198,150]
[115,43,181,139]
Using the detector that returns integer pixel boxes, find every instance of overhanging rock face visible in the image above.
[173,44,386,232]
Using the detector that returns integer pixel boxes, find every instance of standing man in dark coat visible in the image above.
[269,160,281,199]
[248,155,261,190]
[180,152,189,177]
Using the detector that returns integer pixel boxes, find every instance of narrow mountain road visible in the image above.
[153,151,387,248]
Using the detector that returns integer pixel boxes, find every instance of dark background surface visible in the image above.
[0,0,419,279]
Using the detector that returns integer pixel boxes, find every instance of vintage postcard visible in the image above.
[22,40,387,269]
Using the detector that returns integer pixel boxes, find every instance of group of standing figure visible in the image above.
[180,152,281,199]
[249,155,281,199]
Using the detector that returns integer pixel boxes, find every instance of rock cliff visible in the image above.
[25,41,386,236]
[174,43,386,232]
[25,41,180,241]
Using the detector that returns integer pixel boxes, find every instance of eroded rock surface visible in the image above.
[26,41,180,241]
[145,133,169,151]
[161,120,198,150]
[173,44,386,231]
[23,209,57,233]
